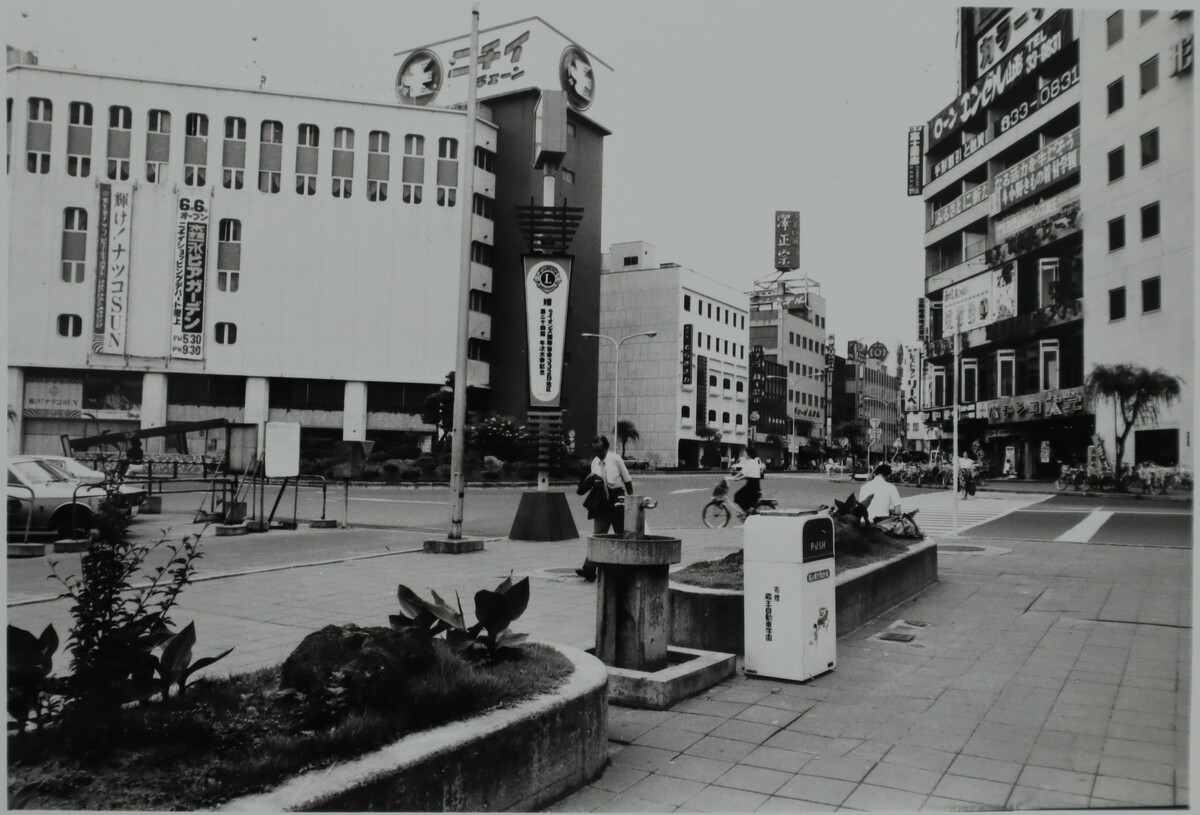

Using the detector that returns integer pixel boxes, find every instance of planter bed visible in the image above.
[223,644,608,812]
[670,539,938,654]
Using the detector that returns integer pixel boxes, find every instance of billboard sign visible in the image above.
[774,211,800,270]
[524,256,572,407]
[23,375,142,421]
[941,264,1017,339]
[930,128,991,181]
[395,19,614,126]
[991,128,1080,213]
[986,197,1081,268]
[92,183,134,355]
[681,323,694,385]
[927,10,1071,149]
[171,196,209,360]
[994,187,1081,244]
[906,126,924,196]
[975,9,1048,75]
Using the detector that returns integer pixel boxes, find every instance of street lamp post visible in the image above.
[767,374,803,470]
[583,331,657,445]
[859,394,898,472]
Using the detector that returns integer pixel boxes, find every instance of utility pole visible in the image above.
[951,311,960,536]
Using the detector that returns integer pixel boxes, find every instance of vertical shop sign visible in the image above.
[93,183,134,354]
[696,356,709,428]
[523,256,572,407]
[917,298,927,341]
[171,196,209,359]
[681,323,694,385]
[774,211,799,271]
[906,127,924,196]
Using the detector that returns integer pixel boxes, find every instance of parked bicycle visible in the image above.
[702,478,779,528]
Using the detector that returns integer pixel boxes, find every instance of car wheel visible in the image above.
[52,506,94,540]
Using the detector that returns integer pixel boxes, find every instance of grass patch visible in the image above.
[672,518,917,590]
[8,642,571,810]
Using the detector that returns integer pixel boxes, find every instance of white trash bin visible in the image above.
[743,510,836,682]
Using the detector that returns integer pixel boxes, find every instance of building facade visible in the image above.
[596,241,750,468]
[914,9,1193,477]
[841,342,902,457]
[747,278,828,468]
[6,19,614,463]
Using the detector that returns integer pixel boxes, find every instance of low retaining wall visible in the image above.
[671,540,938,653]
[223,644,608,812]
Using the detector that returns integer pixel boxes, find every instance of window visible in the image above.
[708,410,717,423]
[1141,202,1160,239]
[106,105,132,180]
[184,113,208,187]
[1107,11,1123,47]
[470,241,492,266]
[26,97,52,174]
[57,314,82,337]
[681,406,691,419]
[145,109,171,183]
[1109,216,1126,250]
[186,112,208,137]
[402,134,424,203]
[61,207,87,283]
[736,380,744,394]
[332,127,354,198]
[295,124,318,195]
[1108,146,1125,181]
[222,116,246,189]
[66,101,92,177]
[1142,277,1161,313]
[1141,55,1159,95]
[723,377,732,390]
[707,303,712,319]
[722,411,731,425]
[258,120,282,193]
[1107,78,1124,115]
[1140,10,1158,25]
[1038,259,1060,309]
[931,366,946,407]
[472,194,493,219]
[1140,128,1159,166]
[709,374,717,389]
[1039,340,1059,391]
[684,294,691,311]
[474,146,494,172]
[736,414,744,426]
[1109,286,1127,321]
[367,130,389,202]
[437,137,458,206]
[215,322,238,344]
[217,218,241,292]
[561,168,575,185]
[467,338,490,362]
[997,351,1016,398]
[468,289,491,314]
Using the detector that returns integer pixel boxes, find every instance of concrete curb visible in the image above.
[220,644,608,812]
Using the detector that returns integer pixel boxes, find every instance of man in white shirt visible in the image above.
[576,435,633,580]
[731,445,765,517]
[858,463,903,523]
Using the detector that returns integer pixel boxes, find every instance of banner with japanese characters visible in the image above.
[92,183,134,355]
[523,256,572,407]
[991,128,1079,213]
[171,196,210,360]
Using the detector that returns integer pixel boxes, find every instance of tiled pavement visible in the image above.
[6,516,1190,811]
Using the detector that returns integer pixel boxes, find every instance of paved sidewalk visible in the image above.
[6,521,1190,811]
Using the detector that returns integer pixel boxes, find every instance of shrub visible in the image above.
[391,573,530,658]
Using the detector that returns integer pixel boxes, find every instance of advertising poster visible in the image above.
[524,256,572,407]
[24,375,142,421]
[92,183,134,355]
[991,129,1079,213]
[171,196,210,360]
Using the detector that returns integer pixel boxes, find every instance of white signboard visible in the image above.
[941,265,1017,339]
[395,18,614,127]
[92,183,134,355]
[171,196,210,359]
[995,188,1081,243]
[524,256,572,407]
[264,422,301,478]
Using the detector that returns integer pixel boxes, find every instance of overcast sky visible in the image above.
[5,0,962,356]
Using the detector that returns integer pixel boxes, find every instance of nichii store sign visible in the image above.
[927,10,1071,150]
[171,196,209,360]
[991,128,1079,213]
[92,183,134,355]
[524,256,572,407]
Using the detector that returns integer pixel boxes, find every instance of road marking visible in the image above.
[350,498,448,505]
[670,488,709,495]
[899,491,1052,536]
[1055,510,1115,542]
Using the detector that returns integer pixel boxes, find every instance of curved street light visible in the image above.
[582,331,658,443]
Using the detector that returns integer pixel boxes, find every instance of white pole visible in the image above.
[448,4,480,540]
[952,312,960,536]
[613,338,621,444]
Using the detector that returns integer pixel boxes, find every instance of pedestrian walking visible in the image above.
[575,435,633,581]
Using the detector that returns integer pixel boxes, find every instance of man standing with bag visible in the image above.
[575,435,633,581]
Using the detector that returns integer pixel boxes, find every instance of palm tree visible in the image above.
[1084,364,1184,470]
[616,420,640,457]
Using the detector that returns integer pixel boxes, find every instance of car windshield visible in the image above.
[11,460,70,484]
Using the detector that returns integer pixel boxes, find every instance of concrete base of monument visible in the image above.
[8,542,47,558]
[309,518,338,529]
[52,538,91,553]
[423,537,486,554]
[591,646,737,710]
[509,491,580,541]
[214,523,249,537]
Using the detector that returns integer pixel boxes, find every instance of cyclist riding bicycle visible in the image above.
[730,445,765,518]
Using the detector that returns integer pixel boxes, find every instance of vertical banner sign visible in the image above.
[917,299,926,341]
[825,333,835,370]
[92,183,134,354]
[171,196,209,359]
[523,256,572,407]
[696,356,709,428]
[774,211,799,271]
[906,126,924,196]
[681,323,694,385]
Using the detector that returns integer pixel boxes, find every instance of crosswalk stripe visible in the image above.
[899,491,1051,536]
[1055,510,1115,542]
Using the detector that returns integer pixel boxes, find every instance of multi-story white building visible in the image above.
[5,20,616,463]
[915,9,1193,477]
[596,241,749,468]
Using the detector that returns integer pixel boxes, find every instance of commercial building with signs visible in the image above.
[840,341,903,457]
[747,278,829,468]
[912,9,1193,476]
[596,241,749,469]
[6,19,613,462]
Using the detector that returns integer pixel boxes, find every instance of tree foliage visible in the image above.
[420,372,455,453]
[617,420,640,457]
[1084,364,1184,470]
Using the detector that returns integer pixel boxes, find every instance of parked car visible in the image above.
[621,456,648,471]
[32,455,149,512]
[7,456,144,540]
